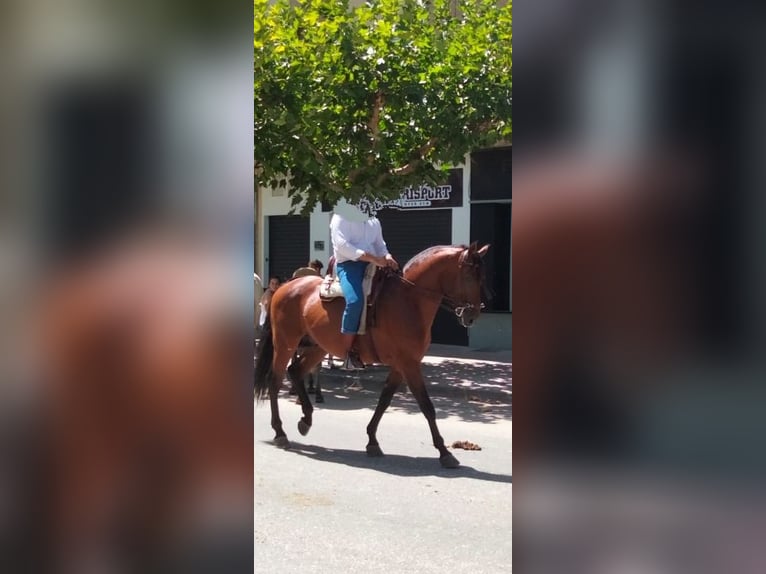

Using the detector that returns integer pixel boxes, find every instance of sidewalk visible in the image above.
[317,343,512,406]
[423,343,512,365]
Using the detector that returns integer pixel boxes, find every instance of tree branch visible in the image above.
[368,90,384,150]
[389,119,498,179]
[299,135,328,167]
[364,119,500,189]
[297,135,346,195]
[470,119,499,135]
[348,91,386,184]
[391,137,439,177]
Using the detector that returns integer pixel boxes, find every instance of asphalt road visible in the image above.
[254,381,512,574]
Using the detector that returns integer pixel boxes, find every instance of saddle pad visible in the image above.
[319,276,345,299]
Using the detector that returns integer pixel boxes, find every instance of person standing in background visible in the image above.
[258,276,281,329]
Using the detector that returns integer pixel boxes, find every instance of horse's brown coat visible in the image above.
[255,243,490,465]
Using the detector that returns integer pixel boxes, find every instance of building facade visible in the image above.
[255,147,511,351]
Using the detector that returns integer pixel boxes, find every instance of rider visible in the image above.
[330,202,398,370]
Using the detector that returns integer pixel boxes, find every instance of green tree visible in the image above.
[254,0,512,214]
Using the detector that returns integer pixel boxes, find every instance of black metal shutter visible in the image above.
[267,215,310,282]
[470,147,512,201]
[470,204,511,312]
[377,209,468,346]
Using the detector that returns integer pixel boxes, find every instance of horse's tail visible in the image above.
[254,316,274,401]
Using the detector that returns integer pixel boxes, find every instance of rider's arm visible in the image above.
[370,221,390,257]
[357,251,387,266]
[331,217,386,266]
[330,218,365,260]
[370,221,399,269]
[331,216,391,267]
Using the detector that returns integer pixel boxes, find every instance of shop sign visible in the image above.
[357,169,463,214]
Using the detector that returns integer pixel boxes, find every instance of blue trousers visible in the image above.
[336,260,367,334]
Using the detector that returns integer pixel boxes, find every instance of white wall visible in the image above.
[451,155,472,246]
[469,313,512,353]
[309,206,331,269]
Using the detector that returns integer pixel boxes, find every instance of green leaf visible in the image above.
[254,0,512,208]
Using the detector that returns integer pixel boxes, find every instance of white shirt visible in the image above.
[330,214,390,263]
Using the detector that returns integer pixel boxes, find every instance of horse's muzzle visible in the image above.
[455,303,483,328]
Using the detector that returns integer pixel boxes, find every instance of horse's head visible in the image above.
[448,242,490,328]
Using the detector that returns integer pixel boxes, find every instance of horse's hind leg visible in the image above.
[288,350,300,396]
[269,382,288,448]
[286,346,327,436]
[313,366,323,403]
[270,347,294,448]
[366,369,404,457]
[401,363,459,468]
[307,368,315,393]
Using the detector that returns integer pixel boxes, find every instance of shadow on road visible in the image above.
[319,360,511,401]
[257,339,513,419]
[279,386,510,427]
[270,440,512,484]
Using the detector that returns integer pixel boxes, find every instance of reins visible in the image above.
[384,266,485,321]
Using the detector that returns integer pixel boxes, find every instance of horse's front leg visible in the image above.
[365,369,404,457]
[401,363,459,468]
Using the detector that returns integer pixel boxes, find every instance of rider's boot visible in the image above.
[340,333,365,370]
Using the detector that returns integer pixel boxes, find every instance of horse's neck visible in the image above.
[402,256,449,293]
[404,252,452,295]
[401,256,449,322]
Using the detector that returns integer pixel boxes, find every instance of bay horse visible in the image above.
[254,242,490,468]
[289,338,324,404]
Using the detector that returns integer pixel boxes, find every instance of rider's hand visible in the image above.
[383,254,399,270]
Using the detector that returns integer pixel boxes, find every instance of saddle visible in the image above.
[319,264,390,334]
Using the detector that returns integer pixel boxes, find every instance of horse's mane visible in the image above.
[403,245,468,274]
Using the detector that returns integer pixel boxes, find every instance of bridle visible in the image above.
[386,251,488,324]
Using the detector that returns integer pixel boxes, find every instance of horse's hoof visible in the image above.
[366,444,384,457]
[297,420,311,436]
[274,436,290,449]
[315,395,325,404]
[440,453,460,468]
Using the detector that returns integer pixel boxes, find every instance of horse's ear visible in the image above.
[477,244,490,258]
[468,241,478,252]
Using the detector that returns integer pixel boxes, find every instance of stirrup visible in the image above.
[341,351,365,371]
